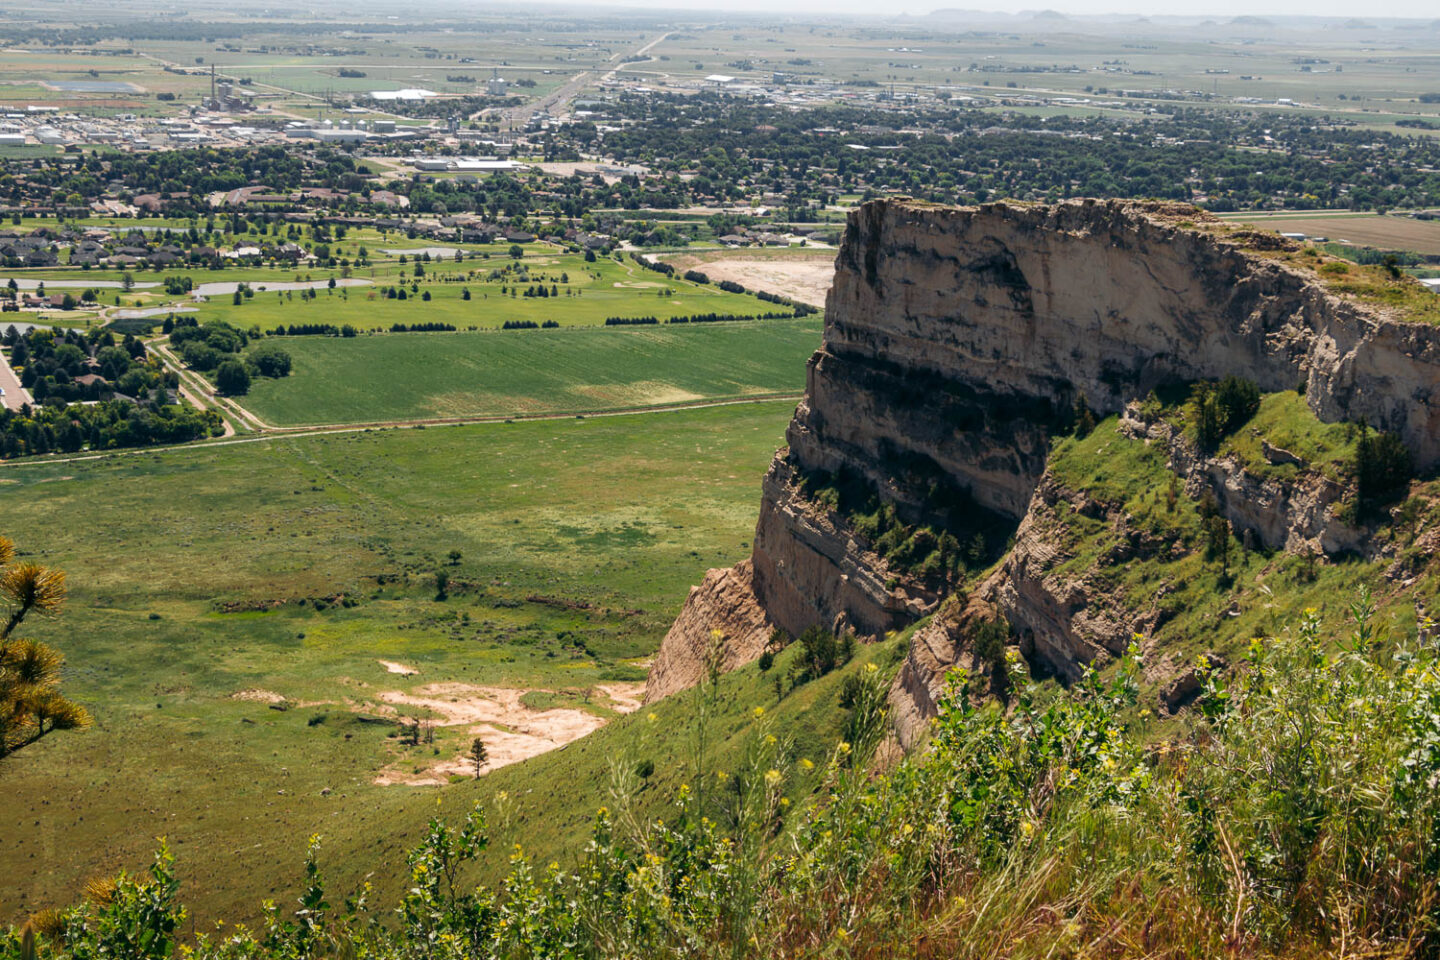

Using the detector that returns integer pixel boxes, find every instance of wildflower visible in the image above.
[837,741,851,755]
[1020,820,1036,839]
[800,757,814,771]
[753,706,765,719]
[764,768,782,786]
[765,733,778,745]
[865,662,878,673]
[779,797,790,808]
[647,712,658,723]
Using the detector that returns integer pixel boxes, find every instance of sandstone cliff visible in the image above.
[645,198,1440,732]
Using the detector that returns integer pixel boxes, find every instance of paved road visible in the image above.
[0,346,31,411]
[488,32,669,129]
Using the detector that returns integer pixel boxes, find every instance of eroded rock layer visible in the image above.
[645,198,1440,720]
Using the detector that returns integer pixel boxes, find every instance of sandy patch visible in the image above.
[378,659,418,675]
[597,682,645,714]
[373,683,608,786]
[666,254,835,308]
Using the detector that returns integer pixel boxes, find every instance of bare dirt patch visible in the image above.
[378,659,418,675]
[667,253,836,307]
[372,684,609,786]
[597,682,645,714]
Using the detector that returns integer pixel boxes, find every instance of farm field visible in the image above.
[1217,211,1440,254]
[237,318,821,426]
[0,400,802,926]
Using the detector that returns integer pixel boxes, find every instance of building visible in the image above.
[487,68,508,97]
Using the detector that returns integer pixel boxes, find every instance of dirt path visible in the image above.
[148,338,265,435]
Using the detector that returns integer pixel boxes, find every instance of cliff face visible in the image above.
[645,198,1440,721]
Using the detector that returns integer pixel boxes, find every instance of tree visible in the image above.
[1,534,90,760]
[215,360,250,396]
[508,244,524,260]
[1353,426,1412,515]
[469,737,487,779]
[1073,393,1096,438]
[249,344,292,378]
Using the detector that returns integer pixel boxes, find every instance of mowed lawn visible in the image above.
[239,318,822,425]
[0,402,794,926]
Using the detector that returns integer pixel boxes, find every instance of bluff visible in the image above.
[645,198,1440,721]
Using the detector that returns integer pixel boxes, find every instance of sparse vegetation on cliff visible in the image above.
[800,465,1001,588]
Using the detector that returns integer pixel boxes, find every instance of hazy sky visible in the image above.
[598,0,1440,19]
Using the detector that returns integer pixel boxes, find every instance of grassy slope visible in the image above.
[238,319,820,425]
[0,402,796,926]
[1043,397,1436,675]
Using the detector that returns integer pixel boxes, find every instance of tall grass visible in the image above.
[8,595,1438,959]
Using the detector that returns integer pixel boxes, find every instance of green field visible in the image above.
[0,400,807,925]
[237,319,820,425]
[2,243,802,338]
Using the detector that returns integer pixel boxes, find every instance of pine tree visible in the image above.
[1,535,89,760]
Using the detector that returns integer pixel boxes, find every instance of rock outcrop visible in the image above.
[645,198,1440,729]
[643,561,773,704]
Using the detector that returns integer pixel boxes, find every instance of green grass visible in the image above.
[1044,412,1404,673]
[1218,390,1357,483]
[237,319,820,425]
[0,401,796,926]
[188,249,778,330]
[5,246,793,333]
